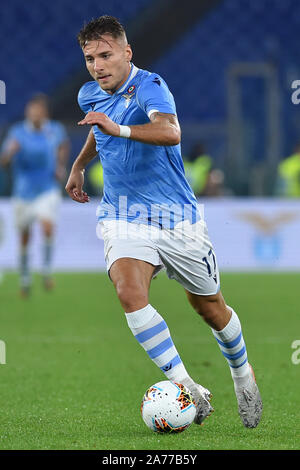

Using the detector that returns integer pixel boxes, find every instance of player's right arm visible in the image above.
[65,128,97,203]
[0,138,20,167]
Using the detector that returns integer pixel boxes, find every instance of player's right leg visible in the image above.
[40,219,55,291]
[13,198,33,297]
[109,257,212,424]
[19,228,31,297]
[109,257,193,384]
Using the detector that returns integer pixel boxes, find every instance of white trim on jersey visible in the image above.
[147,109,160,119]
[117,64,140,94]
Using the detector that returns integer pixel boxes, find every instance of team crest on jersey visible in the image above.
[122,85,136,108]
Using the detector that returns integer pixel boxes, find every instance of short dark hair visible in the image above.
[77,15,126,48]
[27,93,49,108]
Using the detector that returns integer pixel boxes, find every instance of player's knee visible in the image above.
[41,220,53,238]
[115,280,148,312]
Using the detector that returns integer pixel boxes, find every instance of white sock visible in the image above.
[212,307,250,384]
[20,246,31,287]
[125,304,193,383]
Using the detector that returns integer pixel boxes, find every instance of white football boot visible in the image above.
[234,364,263,428]
[188,383,214,425]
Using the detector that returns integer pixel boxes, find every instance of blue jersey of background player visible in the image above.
[1,105,67,200]
[78,65,199,228]
[0,93,69,296]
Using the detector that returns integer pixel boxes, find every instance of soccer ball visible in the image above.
[141,380,196,433]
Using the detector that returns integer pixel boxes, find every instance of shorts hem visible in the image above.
[107,255,164,280]
[183,283,221,296]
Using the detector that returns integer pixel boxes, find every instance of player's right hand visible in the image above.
[0,139,20,166]
[7,139,20,155]
[65,168,90,203]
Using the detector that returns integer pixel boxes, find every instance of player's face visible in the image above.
[25,102,48,127]
[83,35,132,94]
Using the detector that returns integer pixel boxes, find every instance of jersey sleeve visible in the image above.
[136,74,176,119]
[78,82,96,114]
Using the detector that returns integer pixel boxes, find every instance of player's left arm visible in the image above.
[133,111,181,146]
[56,140,70,182]
[77,111,181,146]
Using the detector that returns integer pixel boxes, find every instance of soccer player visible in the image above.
[0,94,69,296]
[65,16,262,428]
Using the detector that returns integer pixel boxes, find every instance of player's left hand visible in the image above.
[78,112,120,136]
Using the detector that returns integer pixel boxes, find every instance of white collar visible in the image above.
[116,63,139,94]
[25,119,50,132]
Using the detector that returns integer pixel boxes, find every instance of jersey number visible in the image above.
[202,249,218,284]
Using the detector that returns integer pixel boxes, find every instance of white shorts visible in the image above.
[98,219,220,296]
[13,188,61,231]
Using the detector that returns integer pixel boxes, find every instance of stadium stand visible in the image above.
[0,0,151,124]
[151,0,300,193]
[1,0,300,195]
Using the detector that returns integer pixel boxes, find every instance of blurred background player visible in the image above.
[0,94,70,296]
[183,142,226,197]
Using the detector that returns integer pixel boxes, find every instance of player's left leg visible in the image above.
[156,218,262,428]
[35,188,61,290]
[186,289,263,428]
[40,219,55,290]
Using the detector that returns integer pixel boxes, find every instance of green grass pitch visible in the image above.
[0,271,299,450]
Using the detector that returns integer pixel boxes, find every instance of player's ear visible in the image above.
[125,44,133,63]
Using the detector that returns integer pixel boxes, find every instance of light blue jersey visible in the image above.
[78,64,200,228]
[1,120,67,200]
